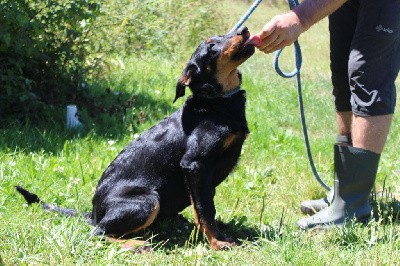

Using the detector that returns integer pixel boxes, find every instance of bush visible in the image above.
[0,0,223,122]
[0,0,100,119]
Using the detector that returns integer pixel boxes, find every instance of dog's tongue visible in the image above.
[244,35,262,47]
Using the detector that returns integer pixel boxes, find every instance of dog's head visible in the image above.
[174,26,255,102]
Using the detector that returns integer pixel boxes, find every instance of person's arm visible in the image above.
[257,0,348,54]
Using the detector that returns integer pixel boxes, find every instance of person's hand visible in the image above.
[256,11,305,54]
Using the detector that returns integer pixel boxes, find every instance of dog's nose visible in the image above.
[236,26,249,36]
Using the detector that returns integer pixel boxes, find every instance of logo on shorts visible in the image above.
[376,24,393,34]
[350,74,379,108]
[352,89,378,107]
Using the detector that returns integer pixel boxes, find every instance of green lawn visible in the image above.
[1,1,400,265]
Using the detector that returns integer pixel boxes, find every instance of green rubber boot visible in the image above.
[297,144,380,229]
[299,135,352,215]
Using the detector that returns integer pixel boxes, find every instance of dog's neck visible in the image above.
[191,69,242,100]
[217,69,241,94]
[221,86,241,98]
[194,85,242,100]
[185,90,249,133]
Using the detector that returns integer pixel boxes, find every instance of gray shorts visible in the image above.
[329,0,400,116]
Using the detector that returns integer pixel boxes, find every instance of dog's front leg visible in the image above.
[181,156,236,250]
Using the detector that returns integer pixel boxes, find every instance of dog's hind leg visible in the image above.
[92,187,160,237]
[92,189,160,252]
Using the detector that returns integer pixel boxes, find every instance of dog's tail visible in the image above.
[15,186,87,218]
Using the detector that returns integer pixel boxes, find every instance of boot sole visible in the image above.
[298,215,372,230]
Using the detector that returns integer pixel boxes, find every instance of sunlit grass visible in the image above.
[1,0,400,265]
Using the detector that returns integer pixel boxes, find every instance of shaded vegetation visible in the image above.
[0,0,223,121]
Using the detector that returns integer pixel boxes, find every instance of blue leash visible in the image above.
[228,0,264,34]
[231,0,331,191]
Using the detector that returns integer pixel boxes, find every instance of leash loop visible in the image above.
[273,40,302,78]
[273,0,302,78]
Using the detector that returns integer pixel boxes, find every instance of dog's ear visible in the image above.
[174,75,190,103]
[174,64,198,103]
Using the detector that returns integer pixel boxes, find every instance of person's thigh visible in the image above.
[348,0,400,116]
[329,1,358,112]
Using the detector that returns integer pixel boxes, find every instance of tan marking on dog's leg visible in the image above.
[188,196,200,227]
[199,220,236,250]
[131,202,160,233]
[188,197,236,250]
[223,133,238,150]
[104,203,160,252]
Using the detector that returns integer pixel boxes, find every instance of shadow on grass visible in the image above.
[0,90,176,154]
[329,193,400,248]
[124,215,262,251]
[371,191,400,224]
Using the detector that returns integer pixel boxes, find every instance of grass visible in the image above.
[1,0,400,265]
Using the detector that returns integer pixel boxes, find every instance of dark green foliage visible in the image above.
[0,0,222,121]
[0,0,100,119]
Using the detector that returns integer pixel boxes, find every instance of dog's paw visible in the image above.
[105,236,152,254]
[120,239,153,254]
[210,238,237,251]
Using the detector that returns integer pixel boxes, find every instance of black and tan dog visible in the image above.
[16,26,255,251]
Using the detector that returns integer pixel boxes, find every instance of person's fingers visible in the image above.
[267,39,292,53]
[256,11,303,54]
[259,28,299,54]
[262,39,286,54]
[258,30,279,51]
[259,30,291,54]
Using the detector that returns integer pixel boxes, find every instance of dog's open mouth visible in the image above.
[232,29,255,60]
[235,27,251,48]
